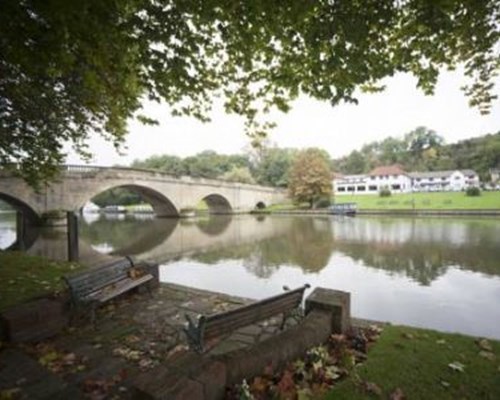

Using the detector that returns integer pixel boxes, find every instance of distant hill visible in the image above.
[334,129,500,181]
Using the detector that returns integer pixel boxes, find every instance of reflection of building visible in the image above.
[333,165,480,195]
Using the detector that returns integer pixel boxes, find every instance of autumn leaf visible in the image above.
[478,351,495,361]
[389,387,406,400]
[476,339,493,352]
[448,361,465,372]
[363,381,382,396]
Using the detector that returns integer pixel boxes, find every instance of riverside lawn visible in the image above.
[327,325,500,400]
[332,191,500,210]
[0,251,81,312]
[263,191,500,211]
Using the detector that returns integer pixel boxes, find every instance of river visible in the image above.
[1,211,500,339]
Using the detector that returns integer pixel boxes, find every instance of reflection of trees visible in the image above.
[191,217,335,277]
[195,215,232,236]
[80,214,178,255]
[333,217,500,285]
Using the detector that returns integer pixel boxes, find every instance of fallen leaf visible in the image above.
[448,361,465,372]
[477,339,493,352]
[402,332,414,340]
[440,380,450,388]
[0,388,22,400]
[389,387,405,400]
[478,351,495,361]
[363,381,382,396]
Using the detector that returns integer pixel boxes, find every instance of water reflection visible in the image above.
[1,213,500,338]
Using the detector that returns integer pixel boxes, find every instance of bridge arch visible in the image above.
[83,184,180,217]
[201,194,232,214]
[0,192,40,223]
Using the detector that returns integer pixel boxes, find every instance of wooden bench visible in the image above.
[183,284,310,353]
[63,256,154,326]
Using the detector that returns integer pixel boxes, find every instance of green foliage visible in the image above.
[336,129,500,177]
[379,188,392,197]
[221,166,255,184]
[2,1,499,186]
[254,147,297,187]
[465,186,481,197]
[288,148,332,208]
[92,188,144,208]
[315,198,332,209]
[131,155,186,177]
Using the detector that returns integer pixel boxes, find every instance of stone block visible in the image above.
[192,361,227,400]
[305,287,350,333]
[133,367,203,400]
[0,298,67,342]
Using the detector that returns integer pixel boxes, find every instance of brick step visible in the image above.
[0,348,83,399]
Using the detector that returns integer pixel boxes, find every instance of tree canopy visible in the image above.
[1,0,499,186]
[288,148,332,208]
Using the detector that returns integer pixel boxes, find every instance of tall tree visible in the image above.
[254,147,297,187]
[288,148,332,208]
[1,1,499,186]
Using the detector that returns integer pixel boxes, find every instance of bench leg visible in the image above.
[90,304,97,330]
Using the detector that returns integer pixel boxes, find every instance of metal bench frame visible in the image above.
[184,284,310,353]
[63,256,154,326]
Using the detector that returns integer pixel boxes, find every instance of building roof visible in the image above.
[409,169,478,179]
[369,164,407,176]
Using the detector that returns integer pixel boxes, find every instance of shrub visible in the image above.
[379,188,391,197]
[315,198,331,208]
[465,186,481,197]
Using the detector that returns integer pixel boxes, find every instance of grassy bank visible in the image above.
[334,191,500,210]
[0,251,82,312]
[327,325,500,400]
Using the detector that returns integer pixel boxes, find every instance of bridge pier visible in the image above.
[40,210,69,228]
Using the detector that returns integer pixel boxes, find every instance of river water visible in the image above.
[1,211,500,339]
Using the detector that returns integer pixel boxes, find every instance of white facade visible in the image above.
[334,173,412,195]
[409,170,480,192]
[334,168,480,195]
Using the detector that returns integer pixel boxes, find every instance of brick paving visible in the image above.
[0,283,286,399]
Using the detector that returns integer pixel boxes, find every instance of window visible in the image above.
[357,185,366,191]
[347,186,355,192]
[338,187,346,192]
[371,176,375,180]
[368,185,377,191]
[441,177,446,180]
[391,184,401,190]
[429,177,434,181]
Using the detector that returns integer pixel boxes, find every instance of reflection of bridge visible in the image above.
[24,215,292,267]
[0,165,286,224]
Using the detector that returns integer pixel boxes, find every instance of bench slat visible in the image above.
[184,284,309,352]
[204,295,302,338]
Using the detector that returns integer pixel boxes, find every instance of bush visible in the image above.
[315,198,331,208]
[465,186,481,197]
[379,188,391,197]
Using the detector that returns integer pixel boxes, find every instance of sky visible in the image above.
[66,69,500,166]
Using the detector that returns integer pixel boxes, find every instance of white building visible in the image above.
[409,170,480,192]
[334,166,480,195]
[333,165,411,195]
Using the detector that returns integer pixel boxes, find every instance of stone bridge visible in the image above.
[0,165,287,225]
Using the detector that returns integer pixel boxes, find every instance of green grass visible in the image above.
[0,251,83,312]
[326,325,500,400]
[333,191,500,210]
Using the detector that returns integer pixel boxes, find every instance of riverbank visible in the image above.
[327,324,500,400]
[1,278,498,399]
